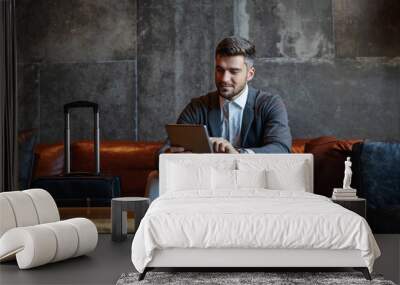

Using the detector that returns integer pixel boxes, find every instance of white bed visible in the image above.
[131,154,380,280]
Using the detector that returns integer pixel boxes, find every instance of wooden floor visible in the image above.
[0,234,134,285]
[0,234,398,285]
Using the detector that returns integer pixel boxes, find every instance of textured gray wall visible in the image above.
[137,0,400,141]
[17,0,137,143]
[17,0,400,143]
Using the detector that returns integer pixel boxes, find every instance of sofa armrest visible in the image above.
[144,170,159,203]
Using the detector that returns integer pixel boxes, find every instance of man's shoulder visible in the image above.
[188,91,219,108]
[250,87,285,107]
[251,86,282,99]
[186,87,284,109]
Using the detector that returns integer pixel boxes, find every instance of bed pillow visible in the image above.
[266,163,307,191]
[236,169,267,189]
[211,169,267,190]
[237,158,310,192]
[167,163,212,191]
[212,168,237,190]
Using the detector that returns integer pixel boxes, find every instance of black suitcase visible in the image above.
[31,101,121,207]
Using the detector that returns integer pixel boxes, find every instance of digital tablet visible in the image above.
[165,124,213,153]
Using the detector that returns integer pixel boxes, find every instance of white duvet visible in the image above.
[131,190,380,273]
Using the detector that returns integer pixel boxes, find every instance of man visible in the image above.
[146,36,292,200]
[166,36,291,153]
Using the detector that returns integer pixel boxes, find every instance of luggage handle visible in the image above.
[64,101,100,176]
[64,101,99,113]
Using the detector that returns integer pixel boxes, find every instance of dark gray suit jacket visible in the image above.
[176,87,292,153]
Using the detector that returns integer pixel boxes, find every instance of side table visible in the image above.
[111,197,150,241]
[331,197,366,218]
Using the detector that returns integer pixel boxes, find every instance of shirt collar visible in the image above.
[219,84,248,109]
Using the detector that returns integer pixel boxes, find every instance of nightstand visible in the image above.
[111,197,150,242]
[331,198,366,218]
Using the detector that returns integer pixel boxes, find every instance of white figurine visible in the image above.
[342,157,353,189]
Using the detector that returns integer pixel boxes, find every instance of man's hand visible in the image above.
[165,146,192,153]
[209,137,239,154]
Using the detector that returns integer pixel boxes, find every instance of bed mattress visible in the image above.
[131,190,380,273]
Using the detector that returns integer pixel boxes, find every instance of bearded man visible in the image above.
[166,36,292,154]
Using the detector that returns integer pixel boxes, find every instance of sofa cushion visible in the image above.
[32,141,163,197]
[71,141,162,171]
[70,141,162,196]
[33,143,64,178]
[291,139,309,153]
[304,136,361,197]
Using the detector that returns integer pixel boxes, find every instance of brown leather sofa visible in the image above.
[32,136,361,198]
[33,141,163,197]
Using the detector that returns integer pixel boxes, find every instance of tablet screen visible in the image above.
[165,124,213,153]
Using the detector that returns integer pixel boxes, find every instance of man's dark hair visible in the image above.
[215,36,256,67]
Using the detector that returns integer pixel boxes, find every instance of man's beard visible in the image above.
[217,84,245,100]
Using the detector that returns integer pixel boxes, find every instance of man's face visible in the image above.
[215,55,255,100]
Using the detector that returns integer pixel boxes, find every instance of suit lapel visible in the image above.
[240,87,256,145]
[208,92,222,137]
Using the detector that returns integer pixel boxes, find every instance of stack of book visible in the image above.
[332,188,358,200]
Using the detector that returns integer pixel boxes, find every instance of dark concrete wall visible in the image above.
[17,0,400,143]
[17,0,137,143]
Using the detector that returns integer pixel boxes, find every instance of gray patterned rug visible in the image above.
[116,271,396,285]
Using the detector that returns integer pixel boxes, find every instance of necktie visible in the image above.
[222,101,230,141]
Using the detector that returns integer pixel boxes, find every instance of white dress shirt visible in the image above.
[219,85,254,153]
